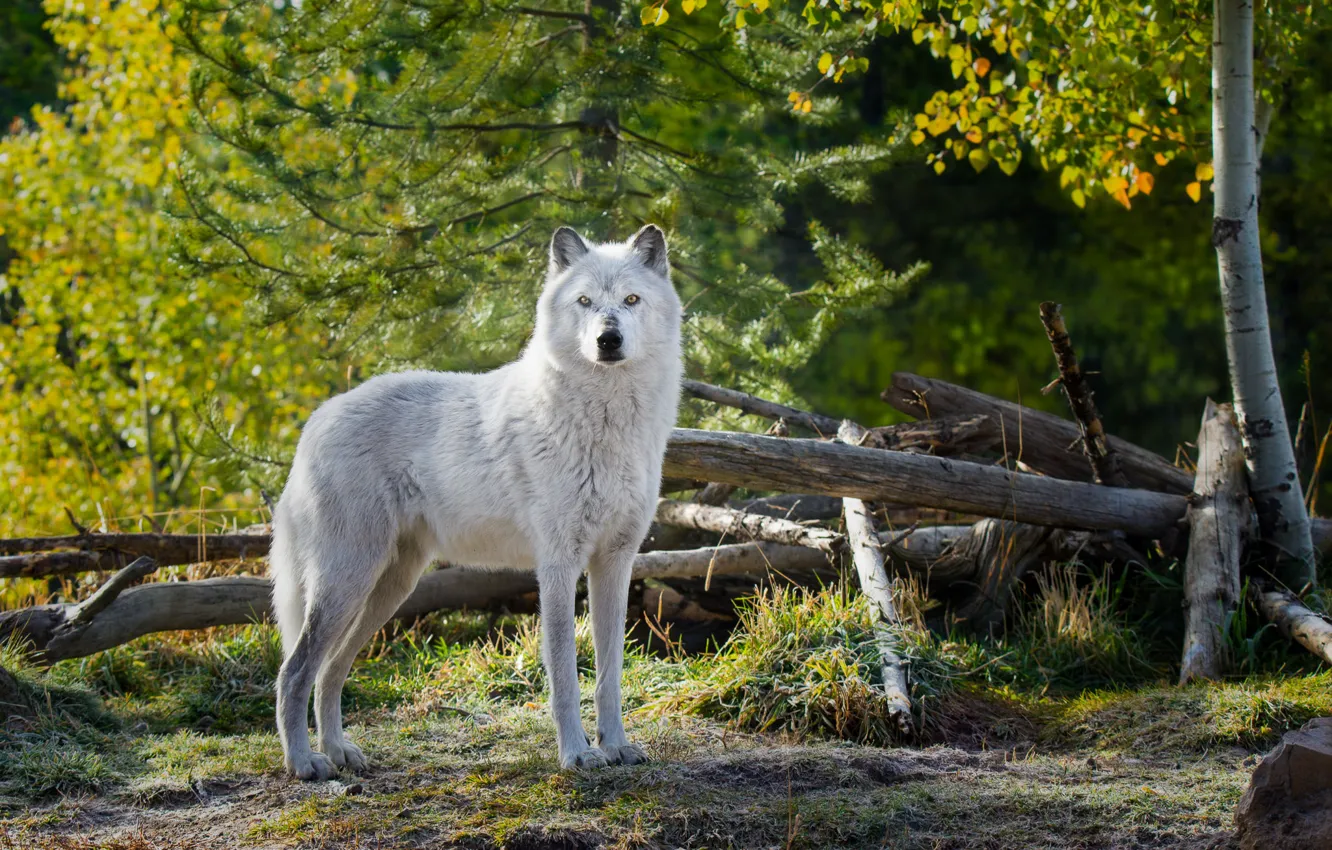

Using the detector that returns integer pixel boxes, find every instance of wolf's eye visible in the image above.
[624,294,640,305]
[577,295,592,306]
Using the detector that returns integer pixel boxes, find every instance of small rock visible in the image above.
[1235,717,1332,850]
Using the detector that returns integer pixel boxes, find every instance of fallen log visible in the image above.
[654,499,843,554]
[0,542,825,662]
[8,427,1332,581]
[1038,302,1129,487]
[882,372,1192,494]
[1252,584,1332,667]
[0,532,269,579]
[664,428,1186,537]
[1179,401,1249,683]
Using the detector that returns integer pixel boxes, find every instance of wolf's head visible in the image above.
[532,225,682,372]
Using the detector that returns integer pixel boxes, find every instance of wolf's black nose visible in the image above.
[597,329,623,352]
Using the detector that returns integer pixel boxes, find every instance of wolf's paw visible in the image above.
[601,742,649,766]
[327,740,369,774]
[561,746,611,770]
[288,751,338,782]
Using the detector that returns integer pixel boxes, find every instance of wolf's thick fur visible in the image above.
[271,225,682,779]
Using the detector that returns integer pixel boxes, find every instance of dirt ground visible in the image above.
[0,712,1250,850]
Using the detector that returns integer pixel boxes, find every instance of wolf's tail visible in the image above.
[269,501,306,659]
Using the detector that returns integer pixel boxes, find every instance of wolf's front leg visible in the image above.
[538,561,607,769]
[587,548,648,766]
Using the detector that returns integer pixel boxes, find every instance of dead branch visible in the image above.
[60,557,160,633]
[858,415,1001,456]
[838,423,913,728]
[655,499,843,553]
[682,380,842,436]
[882,372,1190,494]
[1179,401,1249,683]
[1038,302,1129,487]
[1251,584,1332,667]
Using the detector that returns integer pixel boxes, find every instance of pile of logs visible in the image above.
[3,304,1331,725]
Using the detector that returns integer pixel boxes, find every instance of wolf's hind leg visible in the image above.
[277,550,388,781]
[314,539,430,773]
[588,548,647,766]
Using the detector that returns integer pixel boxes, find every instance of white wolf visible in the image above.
[270,225,682,780]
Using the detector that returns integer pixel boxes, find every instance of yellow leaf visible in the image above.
[968,147,991,172]
[1136,171,1154,195]
[682,0,695,12]
[1112,189,1131,209]
[973,57,991,77]
[965,126,983,144]
[1154,152,1169,167]
[910,130,925,145]
[1195,162,1214,182]
[789,91,802,103]
[1071,188,1086,208]
[818,53,833,75]
[913,113,929,128]
[1102,175,1128,195]
[1186,181,1202,202]
[934,160,946,175]
[801,98,812,113]
[652,5,668,24]
[735,9,746,28]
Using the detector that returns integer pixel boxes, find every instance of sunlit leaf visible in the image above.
[1186,181,1202,202]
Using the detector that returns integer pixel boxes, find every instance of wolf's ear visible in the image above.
[549,227,590,275]
[630,224,670,279]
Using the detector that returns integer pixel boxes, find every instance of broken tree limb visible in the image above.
[1251,584,1332,667]
[654,499,844,554]
[882,372,1192,494]
[664,428,1186,537]
[0,542,825,662]
[683,380,842,436]
[1038,302,1129,487]
[59,557,160,633]
[1179,401,1250,684]
[0,531,270,579]
[855,415,1001,456]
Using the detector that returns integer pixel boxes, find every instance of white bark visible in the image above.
[838,421,914,728]
[1179,401,1250,683]
[1213,0,1314,583]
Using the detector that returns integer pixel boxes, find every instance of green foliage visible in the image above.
[653,585,910,744]
[170,0,918,412]
[0,0,338,535]
[661,0,1330,208]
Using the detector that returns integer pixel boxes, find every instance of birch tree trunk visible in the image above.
[1212,0,1313,585]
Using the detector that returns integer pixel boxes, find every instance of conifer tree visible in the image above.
[171,0,925,410]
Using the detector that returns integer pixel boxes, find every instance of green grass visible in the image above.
[0,566,1327,848]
